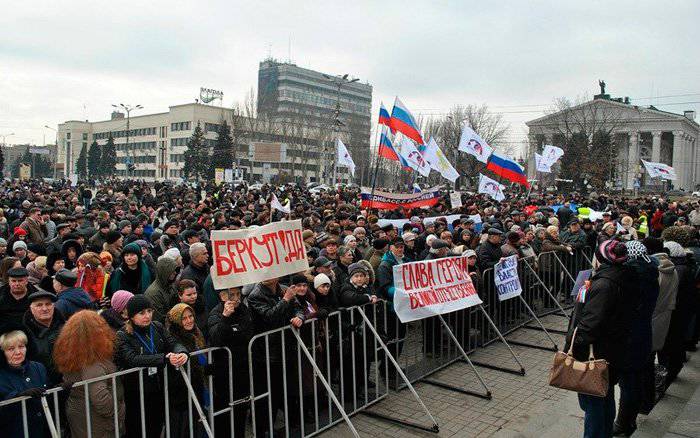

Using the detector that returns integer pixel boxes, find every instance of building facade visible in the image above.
[57,102,349,183]
[526,94,699,191]
[257,59,372,182]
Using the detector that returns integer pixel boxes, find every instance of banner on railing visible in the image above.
[211,219,308,289]
[393,256,482,323]
[494,255,522,301]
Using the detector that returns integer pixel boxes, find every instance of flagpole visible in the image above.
[369,125,384,211]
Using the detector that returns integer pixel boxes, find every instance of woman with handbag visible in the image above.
[561,239,630,438]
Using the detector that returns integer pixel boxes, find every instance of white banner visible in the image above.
[494,255,522,301]
[478,173,505,201]
[377,213,481,231]
[393,256,483,323]
[214,168,224,184]
[336,138,356,176]
[224,168,234,183]
[641,159,677,180]
[458,125,493,164]
[211,220,308,289]
[450,192,462,209]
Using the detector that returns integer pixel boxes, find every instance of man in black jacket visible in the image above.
[22,290,65,385]
[477,228,503,271]
[0,267,39,335]
[564,240,630,438]
[208,286,254,438]
[246,277,305,437]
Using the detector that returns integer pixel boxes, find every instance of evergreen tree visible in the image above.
[183,122,209,181]
[101,133,117,177]
[210,119,234,177]
[87,140,101,179]
[12,150,52,178]
[76,143,88,180]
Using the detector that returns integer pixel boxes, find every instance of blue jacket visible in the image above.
[55,287,94,320]
[0,360,49,437]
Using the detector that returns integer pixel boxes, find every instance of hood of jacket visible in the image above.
[59,287,94,308]
[154,256,178,285]
[652,252,676,275]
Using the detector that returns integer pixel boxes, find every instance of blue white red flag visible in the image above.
[389,97,424,145]
[378,102,391,128]
[486,153,529,187]
[378,128,412,170]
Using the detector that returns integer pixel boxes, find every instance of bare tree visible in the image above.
[423,104,510,189]
[533,96,628,189]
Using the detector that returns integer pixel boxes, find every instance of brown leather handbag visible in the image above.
[549,328,609,397]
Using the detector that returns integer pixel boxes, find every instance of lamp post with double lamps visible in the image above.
[112,103,143,178]
[323,73,359,185]
[0,132,14,179]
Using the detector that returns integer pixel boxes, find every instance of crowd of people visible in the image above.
[0,178,698,437]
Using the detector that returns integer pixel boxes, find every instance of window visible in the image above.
[82,133,88,140]
[66,133,71,140]
[170,153,185,163]
[170,121,191,131]
[170,138,188,147]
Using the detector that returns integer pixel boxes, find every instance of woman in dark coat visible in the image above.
[564,240,630,438]
[613,241,659,436]
[107,242,153,297]
[659,241,696,385]
[0,329,49,438]
[165,303,206,438]
[114,295,189,438]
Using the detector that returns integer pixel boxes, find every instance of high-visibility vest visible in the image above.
[578,207,591,219]
[639,215,649,236]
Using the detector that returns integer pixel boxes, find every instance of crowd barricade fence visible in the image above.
[0,247,596,437]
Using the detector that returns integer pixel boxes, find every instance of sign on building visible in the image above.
[250,142,288,163]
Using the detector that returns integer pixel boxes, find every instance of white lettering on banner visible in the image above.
[211,220,309,289]
[494,255,522,301]
[393,256,483,323]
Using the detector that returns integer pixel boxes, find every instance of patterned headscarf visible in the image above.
[595,239,628,265]
[625,240,650,262]
[663,241,686,258]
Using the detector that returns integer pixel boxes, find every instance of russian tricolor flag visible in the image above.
[378,102,391,128]
[389,97,424,145]
[486,153,530,187]
[378,129,412,171]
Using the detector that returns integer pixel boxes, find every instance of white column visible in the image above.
[672,131,685,190]
[651,131,662,162]
[683,134,692,190]
[627,131,639,190]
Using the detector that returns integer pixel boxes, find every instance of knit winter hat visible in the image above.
[314,273,331,289]
[13,241,27,251]
[343,235,356,245]
[159,247,181,261]
[127,294,152,318]
[625,240,650,262]
[111,290,134,314]
[595,240,628,265]
[663,241,686,258]
[348,262,369,276]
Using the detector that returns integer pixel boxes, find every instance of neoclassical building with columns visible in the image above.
[526,91,699,192]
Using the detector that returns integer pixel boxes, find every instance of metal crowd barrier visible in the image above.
[0,346,237,438]
[0,248,594,437]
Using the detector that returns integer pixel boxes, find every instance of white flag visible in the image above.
[541,145,564,167]
[271,194,291,214]
[458,125,493,164]
[397,137,431,177]
[535,153,552,173]
[336,138,356,177]
[478,173,505,201]
[424,137,459,182]
[642,159,677,180]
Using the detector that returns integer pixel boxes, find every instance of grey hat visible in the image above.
[487,228,503,236]
[0,238,7,247]
[348,262,369,276]
[53,268,77,287]
[28,288,57,302]
[430,239,449,250]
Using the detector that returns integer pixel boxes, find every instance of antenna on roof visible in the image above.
[288,34,292,63]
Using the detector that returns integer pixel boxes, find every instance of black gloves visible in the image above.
[17,387,45,398]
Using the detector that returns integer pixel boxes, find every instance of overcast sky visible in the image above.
[2,0,699,156]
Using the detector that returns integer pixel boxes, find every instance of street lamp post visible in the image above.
[44,126,58,179]
[112,104,143,179]
[323,74,359,185]
[0,132,14,179]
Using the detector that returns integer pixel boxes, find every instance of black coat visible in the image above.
[620,258,659,369]
[22,310,65,385]
[476,240,502,271]
[0,283,39,335]
[114,321,188,394]
[246,283,304,363]
[207,301,254,377]
[338,280,374,307]
[565,263,631,368]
